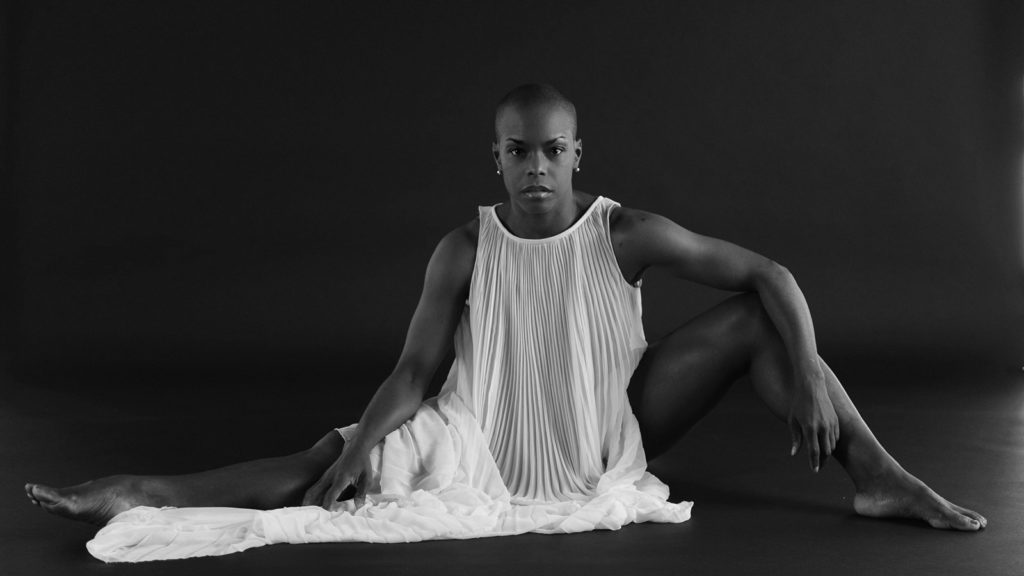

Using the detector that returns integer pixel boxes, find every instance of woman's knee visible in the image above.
[719,292,775,345]
[303,430,346,466]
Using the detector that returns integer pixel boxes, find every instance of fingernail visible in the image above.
[790,445,796,456]
[814,465,819,473]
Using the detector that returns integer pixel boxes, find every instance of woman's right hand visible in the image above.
[301,441,371,509]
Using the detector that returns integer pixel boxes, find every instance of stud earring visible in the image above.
[496,169,502,175]
[574,166,581,172]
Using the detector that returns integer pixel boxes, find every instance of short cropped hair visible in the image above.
[494,83,579,143]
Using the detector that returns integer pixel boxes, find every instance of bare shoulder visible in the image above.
[608,202,667,244]
[604,201,662,285]
[449,215,479,257]
[430,215,478,285]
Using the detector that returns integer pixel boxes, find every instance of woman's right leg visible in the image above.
[25,430,345,525]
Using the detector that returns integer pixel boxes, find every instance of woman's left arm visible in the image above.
[752,265,840,471]
[618,207,839,471]
[752,265,821,380]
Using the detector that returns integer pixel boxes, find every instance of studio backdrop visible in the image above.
[2,0,1021,388]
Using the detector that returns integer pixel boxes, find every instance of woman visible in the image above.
[25,83,986,562]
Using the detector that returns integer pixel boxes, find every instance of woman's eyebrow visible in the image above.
[505,136,567,144]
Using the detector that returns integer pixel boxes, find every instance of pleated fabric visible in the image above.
[86,195,693,563]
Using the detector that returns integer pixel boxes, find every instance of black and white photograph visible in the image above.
[2,1,1022,574]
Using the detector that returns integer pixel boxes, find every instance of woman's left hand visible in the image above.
[787,369,840,472]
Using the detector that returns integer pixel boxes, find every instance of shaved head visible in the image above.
[494,83,578,143]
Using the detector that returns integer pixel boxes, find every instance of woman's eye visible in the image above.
[507,147,564,156]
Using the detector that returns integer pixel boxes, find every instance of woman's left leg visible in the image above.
[627,292,986,530]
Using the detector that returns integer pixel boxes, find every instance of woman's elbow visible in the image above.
[771,261,792,279]
[754,261,793,289]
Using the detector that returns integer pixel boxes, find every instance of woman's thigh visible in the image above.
[627,292,765,460]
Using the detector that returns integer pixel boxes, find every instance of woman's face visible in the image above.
[492,104,582,206]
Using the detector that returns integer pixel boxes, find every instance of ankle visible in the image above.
[838,448,907,493]
[132,476,174,508]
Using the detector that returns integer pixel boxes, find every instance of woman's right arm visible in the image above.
[302,222,476,508]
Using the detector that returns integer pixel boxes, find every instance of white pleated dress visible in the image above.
[86,195,693,563]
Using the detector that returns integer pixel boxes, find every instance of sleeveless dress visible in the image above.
[85,195,693,563]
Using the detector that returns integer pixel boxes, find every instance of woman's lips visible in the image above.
[521,184,552,192]
[521,185,553,198]
[522,187,552,199]
[524,190,551,199]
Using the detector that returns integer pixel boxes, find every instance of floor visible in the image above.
[2,355,1022,575]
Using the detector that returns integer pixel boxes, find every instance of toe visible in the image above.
[961,517,982,531]
[28,484,61,506]
[25,484,41,505]
[923,501,981,531]
[951,504,987,528]
[947,510,980,531]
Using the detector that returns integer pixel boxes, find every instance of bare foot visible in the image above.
[853,470,987,531]
[25,476,154,526]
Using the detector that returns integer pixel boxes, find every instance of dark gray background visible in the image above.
[3,0,1022,388]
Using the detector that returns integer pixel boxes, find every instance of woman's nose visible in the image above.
[527,152,547,175]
